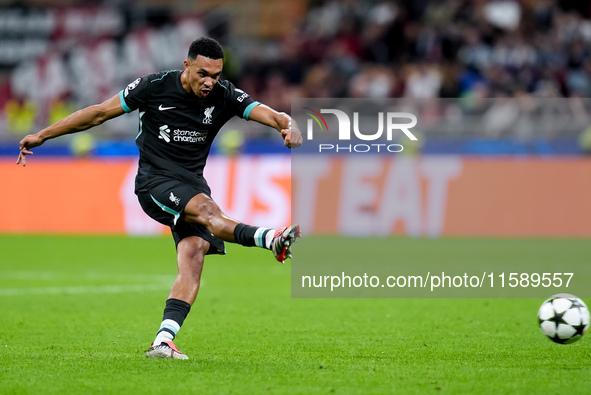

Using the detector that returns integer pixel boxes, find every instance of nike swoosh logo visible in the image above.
[159,105,176,111]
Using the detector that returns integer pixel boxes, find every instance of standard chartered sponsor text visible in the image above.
[174,129,207,143]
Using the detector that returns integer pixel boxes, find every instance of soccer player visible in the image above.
[16,37,302,360]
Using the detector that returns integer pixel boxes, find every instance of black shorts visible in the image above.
[136,175,225,255]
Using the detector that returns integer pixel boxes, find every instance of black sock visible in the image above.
[234,223,263,247]
[153,298,191,344]
[163,298,191,325]
[158,298,191,336]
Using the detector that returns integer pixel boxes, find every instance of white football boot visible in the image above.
[270,225,301,263]
[145,341,189,360]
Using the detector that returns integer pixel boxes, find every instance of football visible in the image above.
[538,294,590,344]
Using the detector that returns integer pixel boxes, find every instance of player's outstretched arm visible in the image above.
[16,94,126,166]
[247,104,302,149]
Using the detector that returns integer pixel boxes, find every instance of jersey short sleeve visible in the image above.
[220,80,260,120]
[118,75,152,113]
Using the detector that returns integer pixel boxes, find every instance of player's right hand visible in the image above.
[17,134,44,166]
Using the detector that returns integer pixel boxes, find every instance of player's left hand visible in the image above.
[16,133,45,166]
[281,122,302,148]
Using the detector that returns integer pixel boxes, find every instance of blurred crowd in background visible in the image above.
[278,0,591,103]
[1,0,591,154]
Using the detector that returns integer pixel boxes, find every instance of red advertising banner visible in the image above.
[293,156,591,237]
[1,156,590,237]
[0,156,291,234]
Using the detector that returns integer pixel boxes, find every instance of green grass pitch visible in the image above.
[1,235,590,394]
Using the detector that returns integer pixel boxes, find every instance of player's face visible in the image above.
[184,55,223,98]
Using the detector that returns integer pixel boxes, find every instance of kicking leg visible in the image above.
[146,236,209,360]
[181,193,239,241]
[182,193,300,263]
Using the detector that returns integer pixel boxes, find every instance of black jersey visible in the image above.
[118,70,259,189]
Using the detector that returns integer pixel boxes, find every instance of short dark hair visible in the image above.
[187,37,224,61]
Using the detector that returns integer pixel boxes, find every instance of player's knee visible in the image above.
[185,197,221,225]
[181,237,208,257]
[195,200,222,225]
[177,237,208,277]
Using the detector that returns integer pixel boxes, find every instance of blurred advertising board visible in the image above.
[0,155,291,235]
[1,155,590,237]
